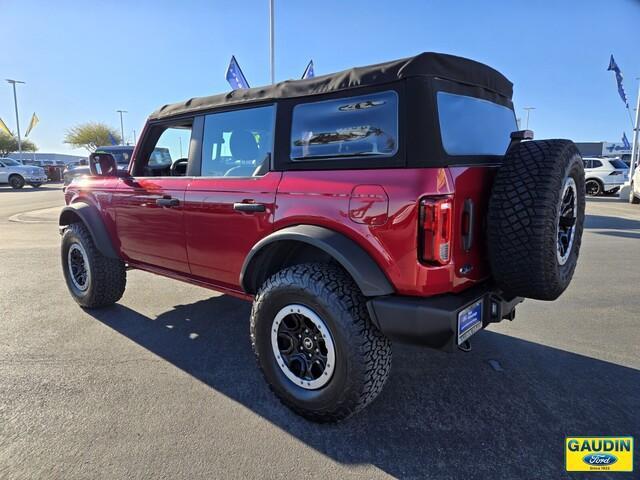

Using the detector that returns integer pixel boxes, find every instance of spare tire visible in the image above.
[487,140,585,300]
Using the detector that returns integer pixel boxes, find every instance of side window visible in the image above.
[201,105,275,177]
[437,92,516,156]
[592,160,603,169]
[290,91,398,161]
[584,159,593,169]
[137,120,193,177]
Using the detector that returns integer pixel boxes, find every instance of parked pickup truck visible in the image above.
[59,52,585,422]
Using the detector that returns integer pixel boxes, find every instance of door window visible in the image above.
[201,105,275,177]
[135,120,193,177]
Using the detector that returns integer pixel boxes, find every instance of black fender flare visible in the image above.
[240,225,394,297]
[59,203,120,259]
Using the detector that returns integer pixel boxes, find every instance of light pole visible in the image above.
[629,79,640,182]
[116,110,127,145]
[6,79,25,157]
[269,0,275,84]
[523,107,536,130]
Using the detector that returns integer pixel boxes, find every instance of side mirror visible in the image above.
[89,152,118,177]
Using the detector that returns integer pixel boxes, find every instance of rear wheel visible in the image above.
[61,222,126,308]
[488,140,585,300]
[630,182,640,204]
[251,263,392,422]
[585,178,602,196]
[9,175,25,189]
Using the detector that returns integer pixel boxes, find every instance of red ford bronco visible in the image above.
[60,52,585,422]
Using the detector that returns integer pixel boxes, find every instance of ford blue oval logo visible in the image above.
[583,453,618,466]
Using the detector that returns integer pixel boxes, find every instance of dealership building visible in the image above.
[575,142,632,163]
[8,152,86,165]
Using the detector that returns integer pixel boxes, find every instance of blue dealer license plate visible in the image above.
[457,300,483,345]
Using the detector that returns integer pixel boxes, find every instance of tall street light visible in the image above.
[6,79,25,156]
[116,110,127,145]
[523,106,536,130]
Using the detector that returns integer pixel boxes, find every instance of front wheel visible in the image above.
[61,222,127,308]
[9,175,25,189]
[250,263,392,423]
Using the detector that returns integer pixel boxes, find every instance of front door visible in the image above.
[113,120,194,274]
[184,105,280,290]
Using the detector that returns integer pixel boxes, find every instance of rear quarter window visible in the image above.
[437,92,516,156]
[290,91,398,161]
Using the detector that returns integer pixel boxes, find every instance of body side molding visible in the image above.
[240,225,394,297]
[59,203,120,259]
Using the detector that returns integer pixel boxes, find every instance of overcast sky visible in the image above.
[2,0,639,154]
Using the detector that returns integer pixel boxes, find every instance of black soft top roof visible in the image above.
[150,52,513,120]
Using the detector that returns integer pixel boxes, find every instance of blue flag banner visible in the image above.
[108,132,118,146]
[607,55,629,107]
[302,60,315,79]
[226,55,250,90]
[622,132,631,150]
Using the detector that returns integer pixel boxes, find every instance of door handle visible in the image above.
[156,197,180,207]
[233,202,266,213]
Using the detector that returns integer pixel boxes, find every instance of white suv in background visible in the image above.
[583,157,629,196]
[629,163,640,204]
[0,157,48,189]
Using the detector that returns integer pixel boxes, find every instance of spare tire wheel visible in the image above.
[487,140,585,301]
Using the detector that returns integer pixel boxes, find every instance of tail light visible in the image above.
[419,196,453,265]
[609,171,623,176]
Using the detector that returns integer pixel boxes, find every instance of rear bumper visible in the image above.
[366,283,523,352]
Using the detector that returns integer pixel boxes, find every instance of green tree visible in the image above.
[0,132,38,156]
[64,122,122,152]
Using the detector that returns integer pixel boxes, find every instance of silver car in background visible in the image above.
[0,157,48,189]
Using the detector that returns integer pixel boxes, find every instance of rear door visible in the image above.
[113,119,194,273]
[184,105,280,290]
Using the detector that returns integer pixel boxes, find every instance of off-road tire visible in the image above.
[630,182,640,204]
[488,140,585,301]
[9,175,25,189]
[61,222,126,308]
[251,263,392,423]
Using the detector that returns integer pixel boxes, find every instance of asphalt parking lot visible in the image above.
[1,184,638,479]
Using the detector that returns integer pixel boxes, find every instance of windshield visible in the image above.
[96,148,132,165]
[1,158,20,166]
[609,159,628,169]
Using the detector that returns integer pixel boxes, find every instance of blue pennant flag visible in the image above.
[225,55,250,90]
[607,55,629,107]
[302,60,315,79]
[622,132,631,150]
[108,132,118,146]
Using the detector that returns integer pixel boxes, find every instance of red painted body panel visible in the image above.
[112,177,190,273]
[274,167,496,297]
[183,172,282,290]
[64,164,496,298]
